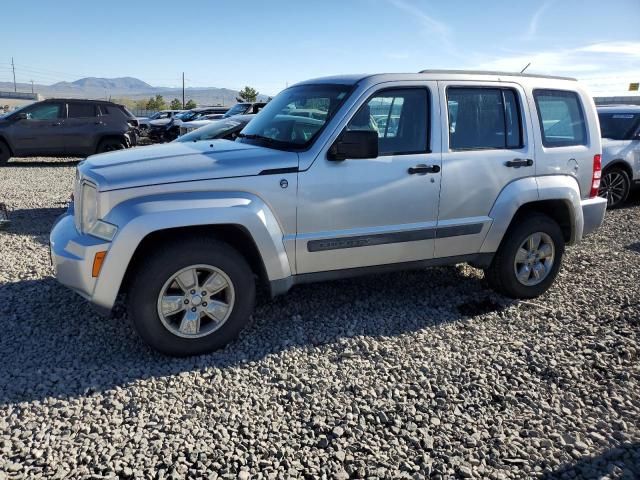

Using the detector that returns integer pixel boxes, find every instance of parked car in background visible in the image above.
[149,107,229,143]
[0,98,138,165]
[221,102,267,118]
[137,109,185,132]
[50,71,607,356]
[597,105,640,207]
[176,115,254,141]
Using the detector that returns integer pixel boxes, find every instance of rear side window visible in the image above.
[68,103,97,118]
[534,90,587,147]
[347,88,429,155]
[98,105,110,115]
[447,87,522,150]
[598,112,640,140]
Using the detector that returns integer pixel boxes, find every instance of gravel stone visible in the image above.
[0,157,639,479]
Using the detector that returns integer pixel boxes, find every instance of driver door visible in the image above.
[10,102,65,156]
[296,84,442,274]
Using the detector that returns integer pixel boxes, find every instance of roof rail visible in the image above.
[418,69,577,81]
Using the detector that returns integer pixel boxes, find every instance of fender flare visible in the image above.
[91,190,291,310]
[479,175,583,253]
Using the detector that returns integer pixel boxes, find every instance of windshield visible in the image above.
[177,111,200,121]
[223,103,249,118]
[176,119,247,142]
[598,112,640,140]
[238,84,352,150]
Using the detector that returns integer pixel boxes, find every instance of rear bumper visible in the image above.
[581,196,607,237]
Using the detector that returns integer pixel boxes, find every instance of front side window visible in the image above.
[68,103,96,118]
[598,112,640,140]
[534,89,587,147]
[23,103,61,120]
[238,84,352,151]
[447,87,522,150]
[346,88,429,155]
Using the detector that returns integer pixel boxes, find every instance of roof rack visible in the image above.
[418,69,577,81]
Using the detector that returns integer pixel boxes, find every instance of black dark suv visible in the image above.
[0,99,138,165]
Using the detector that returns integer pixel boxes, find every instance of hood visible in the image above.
[149,118,172,126]
[184,120,214,129]
[79,140,298,191]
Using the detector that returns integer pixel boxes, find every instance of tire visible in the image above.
[484,213,565,299]
[127,237,256,356]
[599,166,630,208]
[0,140,11,166]
[96,138,126,154]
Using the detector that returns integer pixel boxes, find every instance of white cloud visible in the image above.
[579,42,640,56]
[385,0,458,56]
[475,41,640,96]
[525,1,553,40]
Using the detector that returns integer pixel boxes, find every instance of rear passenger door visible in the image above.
[63,102,100,155]
[436,81,535,258]
[530,89,595,197]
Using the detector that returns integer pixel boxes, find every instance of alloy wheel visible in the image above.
[156,264,235,338]
[598,170,627,207]
[513,232,555,286]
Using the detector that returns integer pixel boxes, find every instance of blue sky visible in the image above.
[1,0,639,96]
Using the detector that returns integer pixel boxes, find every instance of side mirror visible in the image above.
[327,130,378,161]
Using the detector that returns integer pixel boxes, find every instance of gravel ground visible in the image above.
[1,157,639,480]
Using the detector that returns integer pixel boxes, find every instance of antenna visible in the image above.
[520,63,531,74]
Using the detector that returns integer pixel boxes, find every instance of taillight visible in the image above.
[590,154,602,198]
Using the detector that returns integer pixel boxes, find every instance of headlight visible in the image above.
[80,182,98,234]
[76,182,118,241]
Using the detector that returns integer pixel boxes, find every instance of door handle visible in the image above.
[505,158,533,168]
[50,122,62,126]
[408,164,441,174]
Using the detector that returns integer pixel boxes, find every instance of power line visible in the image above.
[11,57,16,92]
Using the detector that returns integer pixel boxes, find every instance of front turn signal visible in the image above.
[92,251,107,277]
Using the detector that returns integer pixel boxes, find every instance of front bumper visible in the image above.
[50,210,112,312]
[581,196,607,237]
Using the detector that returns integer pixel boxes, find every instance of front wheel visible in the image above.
[0,140,11,166]
[484,213,565,299]
[599,167,630,208]
[127,237,256,356]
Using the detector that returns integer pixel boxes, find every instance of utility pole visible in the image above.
[182,72,185,109]
[11,57,16,92]
[30,80,34,94]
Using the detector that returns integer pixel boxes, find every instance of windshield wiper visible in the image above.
[237,133,277,143]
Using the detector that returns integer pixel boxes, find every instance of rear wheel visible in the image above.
[96,138,126,153]
[0,140,11,165]
[127,237,256,356]
[484,213,565,298]
[599,167,630,208]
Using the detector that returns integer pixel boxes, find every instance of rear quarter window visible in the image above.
[534,89,587,147]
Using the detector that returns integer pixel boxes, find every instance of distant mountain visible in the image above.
[0,76,271,107]
[52,77,154,91]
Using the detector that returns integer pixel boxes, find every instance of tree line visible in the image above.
[113,86,261,112]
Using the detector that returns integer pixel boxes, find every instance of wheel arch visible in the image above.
[96,134,129,152]
[120,224,269,296]
[480,175,583,253]
[603,159,633,181]
[0,134,14,154]
[91,191,292,311]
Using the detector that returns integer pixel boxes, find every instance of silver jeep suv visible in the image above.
[597,105,640,207]
[50,71,607,356]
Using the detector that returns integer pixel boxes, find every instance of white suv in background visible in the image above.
[597,105,640,207]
